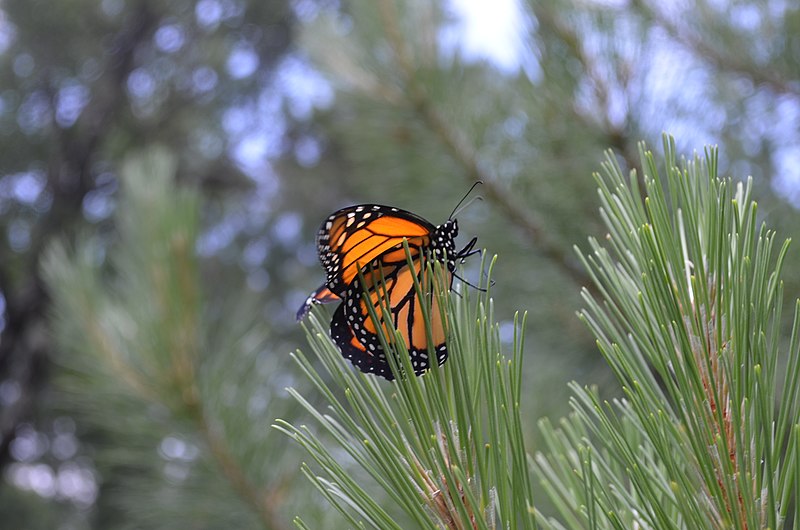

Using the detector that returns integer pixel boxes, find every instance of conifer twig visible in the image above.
[278,254,535,528]
[530,3,641,172]
[193,407,289,530]
[142,169,290,530]
[375,0,593,290]
[534,137,800,528]
[46,150,291,530]
[636,0,800,98]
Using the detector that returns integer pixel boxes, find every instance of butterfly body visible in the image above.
[298,203,476,380]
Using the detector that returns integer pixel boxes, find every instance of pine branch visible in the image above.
[194,409,288,530]
[636,0,800,98]
[0,1,160,469]
[534,135,800,528]
[529,2,641,171]
[44,147,292,530]
[374,0,593,290]
[278,255,536,528]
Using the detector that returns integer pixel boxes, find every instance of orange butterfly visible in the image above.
[298,202,478,380]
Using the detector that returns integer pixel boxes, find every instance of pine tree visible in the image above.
[535,137,800,529]
[46,136,800,527]
[287,0,800,431]
[5,0,800,527]
[44,149,315,529]
[273,136,799,528]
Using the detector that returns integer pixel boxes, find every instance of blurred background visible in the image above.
[1,0,799,527]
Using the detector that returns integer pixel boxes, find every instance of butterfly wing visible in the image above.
[297,204,436,321]
[316,205,435,295]
[296,284,340,321]
[330,249,450,380]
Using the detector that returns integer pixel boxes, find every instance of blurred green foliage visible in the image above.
[1,0,799,527]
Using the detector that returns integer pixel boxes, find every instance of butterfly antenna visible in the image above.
[449,180,483,219]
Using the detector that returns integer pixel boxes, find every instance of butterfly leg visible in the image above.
[456,236,480,262]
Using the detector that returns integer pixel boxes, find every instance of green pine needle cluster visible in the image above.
[43,148,309,530]
[535,136,800,529]
[283,135,800,529]
[40,136,800,529]
[276,253,536,529]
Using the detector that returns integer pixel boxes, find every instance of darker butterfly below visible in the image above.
[297,201,478,380]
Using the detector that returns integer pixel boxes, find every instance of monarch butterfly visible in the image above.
[297,195,479,380]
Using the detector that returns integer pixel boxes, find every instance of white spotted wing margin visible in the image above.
[329,249,451,381]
